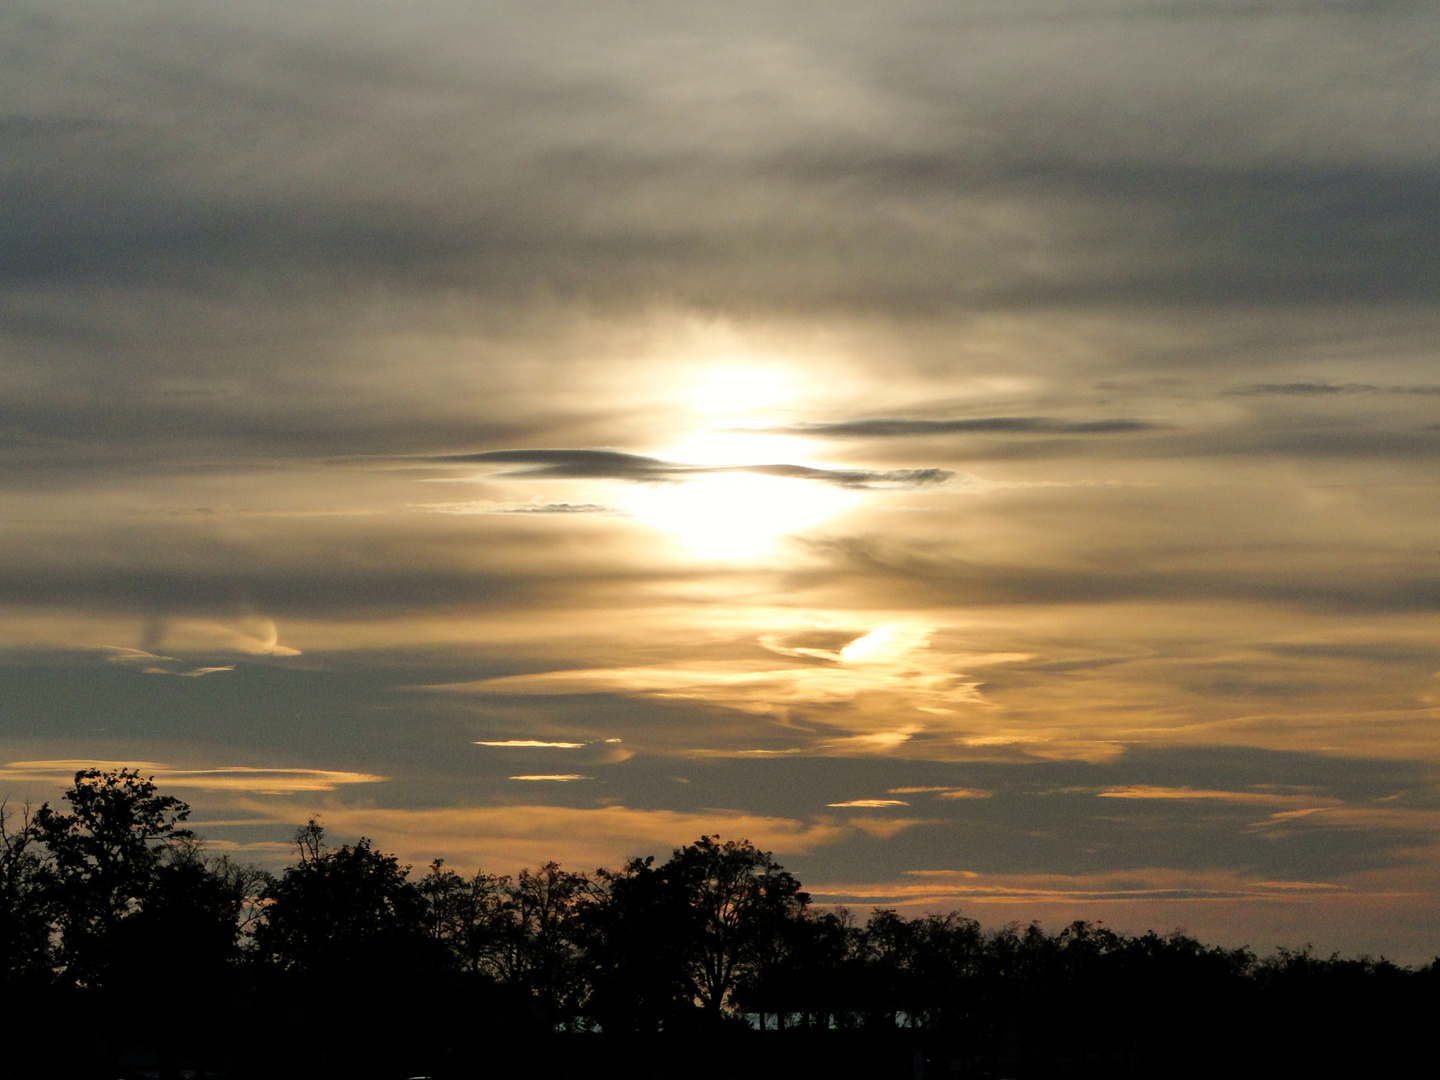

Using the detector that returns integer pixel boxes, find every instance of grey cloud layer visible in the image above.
[3,1,1440,310]
[1230,383,1440,396]
[5,0,1440,485]
[811,542,1440,614]
[6,139,1439,310]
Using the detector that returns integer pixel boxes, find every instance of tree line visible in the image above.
[2,768,1436,1079]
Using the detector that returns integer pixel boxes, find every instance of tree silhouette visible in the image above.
[658,835,809,1019]
[254,819,428,973]
[761,907,866,1029]
[496,861,593,1024]
[18,770,255,1079]
[251,821,444,1078]
[417,857,510,978]
[0,799,52,985]
[580,855,695,1035]
[5,768,1440,1078]
[32,768,194,989]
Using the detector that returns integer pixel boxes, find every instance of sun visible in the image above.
[620,369,857,559]
[622,470,856,559]
[627,425,856,559]
[688,365,791,416]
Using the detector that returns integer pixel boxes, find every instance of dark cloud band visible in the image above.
[423,448,954,489]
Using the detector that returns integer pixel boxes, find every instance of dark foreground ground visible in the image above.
[9,989,1435,1080]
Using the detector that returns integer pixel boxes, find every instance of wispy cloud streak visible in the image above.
[779,417,1159,438]
[0,761,386,793]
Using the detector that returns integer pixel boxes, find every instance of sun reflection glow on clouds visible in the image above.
[422,620,1032,756]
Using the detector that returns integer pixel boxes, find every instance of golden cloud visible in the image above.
[807,867,1354,908]
[508,774,590,781]
[1253,806,1440,832]
[422,625,998,737]
[1098,785,1344,808]
[235,802,854,872]
[889,786,993,799]
[0,761,386,794]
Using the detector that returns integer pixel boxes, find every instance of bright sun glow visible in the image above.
[627,416,855,559]
[664,430,806,466]
[623,368,857,559]
[623,472,857,559]
[690,366,790,415]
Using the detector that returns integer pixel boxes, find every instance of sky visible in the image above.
[4,0,1440,961]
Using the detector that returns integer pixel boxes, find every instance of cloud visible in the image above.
[508,774,590,781]
[3,0,1440,344]
[475,740,586,749]
[1229,383,1440,396]
[820,730,924,754]
[812,534,1440,615]
[421,623,995,740]
[226,618,303,657]
[781,417,1160,438]
[0,557,614,620]
[1252,807,1440,833]
[1098,785,1344,808]
[103,646,176,665]
[418,501,620,515]
[806,867,1354,908]
[426,449,669,478]
[846,816,932,840]
[889,786,993,800]
[498,503,616,514]
[1262,641,1440,665]
[418,448,952,490]
[0,760,386,793]
[96,621,301,661]
[827,798,910,808]
[236,802,851,871]
[1228,383,1381,396]
[143,664,235,677]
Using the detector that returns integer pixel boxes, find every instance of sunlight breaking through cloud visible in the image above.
[7,0,1440,962]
